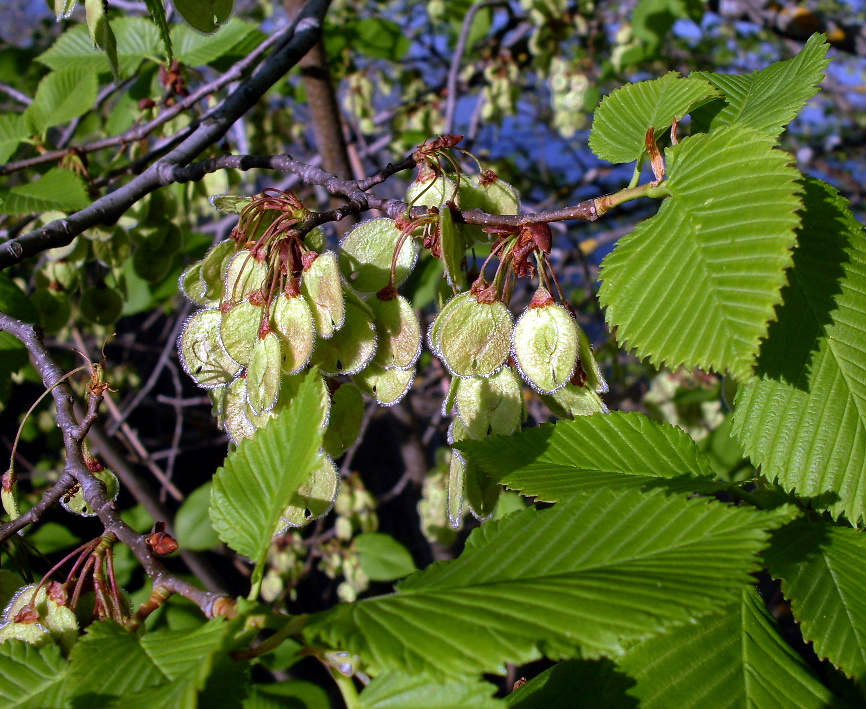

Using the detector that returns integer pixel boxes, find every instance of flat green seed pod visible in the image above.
[439,205,466,289]
[406,175,457,207]
[339,218,418,293]
[223,377,256,443]
[369,294,421,370]
[79,285,123,325]
[178,309,241,389]
[61,468,118,517]
[427,291,473,356]
[246,397,275,431]
[219,300,263,366]
[456,366,523,439]
[277,453,340,531]
[208,387,227,429]
[301,251,345,338]
[354,363,414,406]
[247,332,283,415]
[179,262,213,307]
[447,452,464,529]
[438,294,513,378]
[541,383,609,419]
[0,622,50,647]
[577,324,609,394]
[224,249,268,302]
[271,293,315,374]
[200,239,237,300]
[324,383,365,459]
[311,290,376,376]
[304,227,326,253]
[442,375,460,417]
[458,175,520,242]
[512,297,579,394]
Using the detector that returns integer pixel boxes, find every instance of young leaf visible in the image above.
[85,0,119,77]
[210,369,327,566]
[144,0,173,63]
[732,178,866,524]
[24,67,98,133]
[0,114,26,165]
[615,587,844,708]
[0,168,90,215]
[172,20,262,66]
[455,411,718,500]
[692,34,830,138]
[765,516,866,683]
[174,0,233,33]
[37,18,161,76]
[354,532,417,582]
[359,672,503,709]
[588,72,719,164]
[598,125,801,381]
[304,487,794,676]
[0,642,67,708]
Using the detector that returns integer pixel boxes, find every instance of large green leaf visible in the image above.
[0,168,90,215]
[174,0,233,33]
[210,370,327,567]
[24,66,98,133]
[172,19,262,66]
[305,487,794,677]
[732,178,866,524]
[0,114,26,165]
[66,619,242,707]
[765,517,866,683]
[0,642,67,709]
[615,587,845,708]
[505,658,635,708]
[359,672,503,709]
[37,18,160,76]
[693,34,830,138]
[588,72,719,164]
[455,411,718,500]
[598,126,801,381]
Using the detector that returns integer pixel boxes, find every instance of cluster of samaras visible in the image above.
[177,155,608,526]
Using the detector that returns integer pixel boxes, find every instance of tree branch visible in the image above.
[0,0,332,270]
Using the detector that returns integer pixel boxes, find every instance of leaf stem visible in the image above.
[593,181,670,217]
[331,668,361,709]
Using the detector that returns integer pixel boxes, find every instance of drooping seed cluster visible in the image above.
[177,144,609,528]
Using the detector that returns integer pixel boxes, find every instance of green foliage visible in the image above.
[358,671,502,709]
[0,169,90,215]
[599,126,801,381]
[455,411,719,499]
[765,517,866,683]
[305,488,793,675]
[0,642,67,708]
[353,532,417,582]
[210,370,327,572]
[732,178,866,524]
[588,72,719,164]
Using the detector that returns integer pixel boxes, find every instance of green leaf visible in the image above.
[244,681,330,709]
[305,487,794,676]
[598,126,801,381]
[731,178,866,524]
[0,114,26,165]
[66,619,240,707]
[0,168,90,216]
[359,672,503,709]
[210,369,327,567]
[615,587,845,708]
[354,532,417,582]
[0,273,37,323]
[349,18,410,60]
[765,516,866,683]
[24,66,98,133]
[505,658,634,708]
[144,0,173,63]
[693,34,830,137]
[588,72,719,164]
[174,482,221,551]
[455,411,719,500]
[37,18,161,76]
[0,642,67,709]
[174,0,233,33]
[172,19,262,66]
